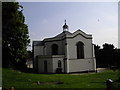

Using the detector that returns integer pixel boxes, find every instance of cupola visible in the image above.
[63,20,69,31]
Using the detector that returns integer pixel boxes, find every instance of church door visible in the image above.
[44,61,47,73]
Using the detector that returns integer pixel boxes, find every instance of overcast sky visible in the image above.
[19,2,118,50]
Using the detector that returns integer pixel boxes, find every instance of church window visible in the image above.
[51,44,58,55]
[76,41,84,59]
[58,60,61,68]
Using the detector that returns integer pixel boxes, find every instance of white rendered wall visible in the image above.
[37,55,64,73]
[45,40,66,55]
[69,59,95,72]
[34,46,44,58]
[52,56,64,73]
[33,46,44,71]
[66,35,93,59]
[37,56,53,73]
[65,33,95,73]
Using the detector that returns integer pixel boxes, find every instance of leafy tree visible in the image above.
[94,44,101,66]
[27,50,33,59]
[2,2,30,70]
[103,43,114,50]
[94,43,119,68]
[114,49,120,67]
[102,43,115,66]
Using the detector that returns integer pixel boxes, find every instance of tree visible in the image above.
[2,2,30,70]
[94,44,101,67]
[27,51,33,59]
[103,43,114,50]
[102,43,115,66]
[94,43,119,68]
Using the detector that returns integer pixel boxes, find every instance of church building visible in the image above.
[33,20,96,73]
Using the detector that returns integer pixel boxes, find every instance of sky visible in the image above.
[19,2,118,50]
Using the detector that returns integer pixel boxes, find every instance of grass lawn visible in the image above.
[2,68,120,88]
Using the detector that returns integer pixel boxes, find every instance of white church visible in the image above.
[33,20,96,73]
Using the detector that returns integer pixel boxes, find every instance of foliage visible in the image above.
[2,68,119,88]
[94,43,120,68]
[2,2,30,70]
[26,50,33,59]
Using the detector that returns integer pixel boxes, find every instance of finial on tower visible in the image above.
[63,19,69,32]
[65,19,66,24]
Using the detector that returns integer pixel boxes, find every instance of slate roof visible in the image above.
[33,30,92,46]
[55,31,72,38]
[33,41,44,46]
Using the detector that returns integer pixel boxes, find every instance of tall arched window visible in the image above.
[58,60,61,68]
[51,44,58,55]
[76,41,84,59]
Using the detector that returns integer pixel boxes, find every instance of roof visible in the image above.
[55,31,72,38]
[33,41,44,46]
[33,30,92,44]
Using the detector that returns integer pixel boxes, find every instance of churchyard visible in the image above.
[2,68,120,89]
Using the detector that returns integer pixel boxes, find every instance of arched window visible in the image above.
[58,60,61,68]
[51,44,58,55]
[76,41,84,59]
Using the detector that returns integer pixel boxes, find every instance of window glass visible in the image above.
[51,44,58,55]
[76,42,84,59]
